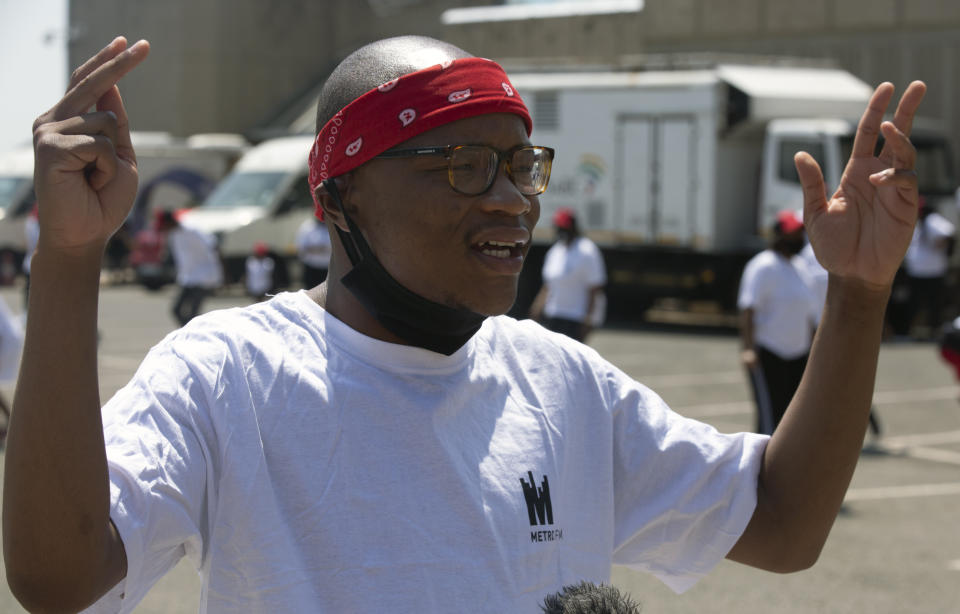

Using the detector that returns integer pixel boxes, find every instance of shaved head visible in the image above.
[315,36,473,135]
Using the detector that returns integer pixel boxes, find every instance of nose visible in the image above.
[477,167,533,217]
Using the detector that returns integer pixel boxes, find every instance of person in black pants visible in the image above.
[738,211,819,434]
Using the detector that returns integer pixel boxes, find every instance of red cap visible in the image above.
[553,208,576,230]
[776,210,804,234]
[253,241,269,257]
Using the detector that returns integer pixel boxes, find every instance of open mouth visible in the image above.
[473,240,525,259]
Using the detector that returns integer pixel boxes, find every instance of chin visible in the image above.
[460,284,518,316]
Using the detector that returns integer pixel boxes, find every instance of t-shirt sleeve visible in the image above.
[586,243,607,287]
[737,257,763,311]
[81,337,215,613]
[608,370,768,593]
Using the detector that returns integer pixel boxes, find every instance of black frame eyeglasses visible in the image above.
[376,144,555,196]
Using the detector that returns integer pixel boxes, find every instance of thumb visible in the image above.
[795,151,828,220]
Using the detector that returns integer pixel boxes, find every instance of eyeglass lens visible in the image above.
[448,146,551,196]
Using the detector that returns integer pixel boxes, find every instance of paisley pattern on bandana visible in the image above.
[307,58,532,219]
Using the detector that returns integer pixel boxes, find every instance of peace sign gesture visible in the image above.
[797,81,926,289]
[32,37,150,254]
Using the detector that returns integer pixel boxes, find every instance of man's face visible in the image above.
[345,113,540,315]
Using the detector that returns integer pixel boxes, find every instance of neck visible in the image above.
[310,259,411,346]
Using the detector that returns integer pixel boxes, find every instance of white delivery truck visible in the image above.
[176,135,316,285]
[0,132,248,275]
[509,64,957,316]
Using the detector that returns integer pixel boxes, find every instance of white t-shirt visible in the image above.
[795,243,828,323]
[542,237,607,321]
[296,219,331,268]
[738,250,819,359]
[84,291,767,613]
[904,212,955,278]
[168,225,223,288]
[244,255,275,295]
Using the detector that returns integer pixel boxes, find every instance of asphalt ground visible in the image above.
[0,283,958,613]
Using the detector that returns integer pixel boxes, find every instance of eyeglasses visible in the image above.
[376,144,555,196]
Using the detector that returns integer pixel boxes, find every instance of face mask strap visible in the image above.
[322,179,364,266]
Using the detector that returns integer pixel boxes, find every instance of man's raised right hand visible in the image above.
[32,37,150,254]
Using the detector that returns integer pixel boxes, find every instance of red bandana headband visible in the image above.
[308,57,532,218]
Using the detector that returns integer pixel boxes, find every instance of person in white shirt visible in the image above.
[903,199,955,338]
[244,241,275,300]
[156,210,223,326]
[295,216,331,289]
[5,35,928,613]
[531,207,607,342]
[739,210,819,434]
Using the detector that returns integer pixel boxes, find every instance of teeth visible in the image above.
[487,240,515,247]
[481,248,511,258]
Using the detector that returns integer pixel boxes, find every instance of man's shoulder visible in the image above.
[742,250,776,275]
[481,315,603,363]
[165,293,309,353]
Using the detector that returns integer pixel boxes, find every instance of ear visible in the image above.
[315,175,353,232]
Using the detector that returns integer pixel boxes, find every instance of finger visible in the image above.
[879,80,926,163]
[795,152,828,218]
[878,121,917,170]
[889,81,927,138]
[34,133,118,191]
[66,37,127,92]
[850,83,895,158]
[97,86,134,162]
[41,111,119,148]
[54,39,150,121]
[868,168,918,192]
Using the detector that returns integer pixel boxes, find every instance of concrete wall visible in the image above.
[67,0,481,137]
[68,0,960,172]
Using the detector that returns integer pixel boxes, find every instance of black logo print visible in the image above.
[520,471,553,526]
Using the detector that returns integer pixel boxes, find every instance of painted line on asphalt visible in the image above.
[638,371,744,388]
[882,429,960,447]
[897,445,960,466]
[99,354,146,370]
[873,386,958,405]
[845,481,960,502]
[676,386,958,419]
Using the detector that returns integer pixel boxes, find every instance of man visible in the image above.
[531,207,607,342]
[4,35,925,613]
[295,215,331,288]
[244,240,275,300]
[903,198,955,338]
[739,210,819,434]
[156,209,223,325]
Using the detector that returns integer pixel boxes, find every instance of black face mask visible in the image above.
[323,180,486,356]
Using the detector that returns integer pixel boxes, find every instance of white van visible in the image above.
[0,133,248,275]
[177,135,316,285]
[0,146,37,268]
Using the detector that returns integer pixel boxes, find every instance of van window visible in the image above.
[288,175,315,210]
[203,172,287,209]
[779,140,825,184]
[0,177,31,213]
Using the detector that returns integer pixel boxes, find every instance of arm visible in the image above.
[728,80,926,572]
[2,37,150,611]
[738,307,757,369]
